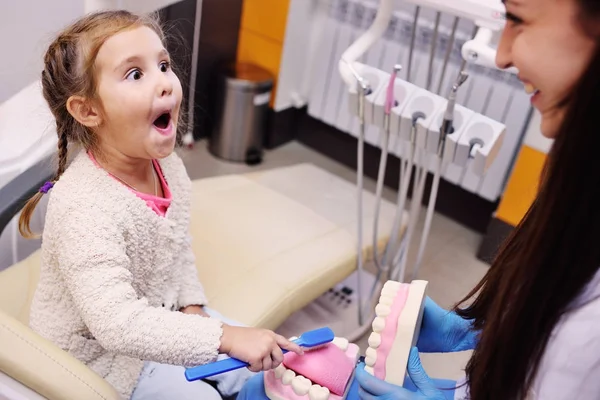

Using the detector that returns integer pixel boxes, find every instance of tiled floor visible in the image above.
[181,139,489,381]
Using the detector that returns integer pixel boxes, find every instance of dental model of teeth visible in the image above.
[264,337,360,400]
[365,280,428,386]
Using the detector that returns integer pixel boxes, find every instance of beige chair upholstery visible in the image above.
[0,163,406,400]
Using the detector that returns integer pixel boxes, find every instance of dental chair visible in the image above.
[0,100,407,399]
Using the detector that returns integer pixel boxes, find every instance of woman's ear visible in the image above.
[66,95,103,128]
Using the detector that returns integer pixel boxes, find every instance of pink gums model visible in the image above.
[264,342,360,399]
[374,284,410,379]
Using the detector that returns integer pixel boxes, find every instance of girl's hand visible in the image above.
[219,325,304,372]
[180,305,210,317]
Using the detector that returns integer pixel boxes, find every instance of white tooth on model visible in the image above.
[332,337,349,351]
[292,376,312,396]
[365,353,377,367]
[369,332,382,348]
[282,369,296,385]
[372,317,386,333]
[384,281,401,290]
[365,365,375,375]
[274,364,286,379]
[309,385,330,400]
[376,303,391,317]
[366,347,377,359]
[381,287,398,297]
[378,295,393,306]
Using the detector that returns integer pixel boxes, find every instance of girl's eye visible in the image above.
[126,69,142,81]
[160,61,170,72]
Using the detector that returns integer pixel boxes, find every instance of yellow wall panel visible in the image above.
[496,145,547,227]
[237,29,282,106]
[240,0,290,43]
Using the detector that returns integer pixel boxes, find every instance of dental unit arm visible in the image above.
[339,0,508,332]
[339,0,513,89]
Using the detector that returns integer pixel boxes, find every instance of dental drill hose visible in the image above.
[342,59,372,328]
[411,71,469,281]
[356,81,368,327]
[386,117,419,283]
[372,65,401,275]
[392,146,428,282]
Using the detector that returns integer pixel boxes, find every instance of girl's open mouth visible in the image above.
[153,112,171,129]
[153,112,173,136]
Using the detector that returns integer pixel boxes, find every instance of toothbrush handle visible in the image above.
[185,348,292,382]
[185,357,248,381]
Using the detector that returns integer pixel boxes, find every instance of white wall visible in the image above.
[85,0,184,15]
[0,0,189,103]
[0,1,85,103]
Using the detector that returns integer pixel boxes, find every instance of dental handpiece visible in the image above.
[441,71,469,136]
[438,71,469,155]
[382,64,402,139]
[385,65,402,115]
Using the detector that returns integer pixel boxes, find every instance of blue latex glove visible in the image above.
[236,372,269,400]
[354,347,453,400]
[417,297,479,353]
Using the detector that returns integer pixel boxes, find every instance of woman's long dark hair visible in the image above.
[454,2,600,399]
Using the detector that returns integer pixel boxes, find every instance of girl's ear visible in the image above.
[66,95,103,128]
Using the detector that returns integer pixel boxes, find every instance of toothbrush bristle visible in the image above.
[298,327,335,347]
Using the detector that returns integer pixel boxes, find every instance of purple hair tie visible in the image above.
[39,181,54,194]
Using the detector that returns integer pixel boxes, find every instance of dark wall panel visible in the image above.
[160,0,244,139]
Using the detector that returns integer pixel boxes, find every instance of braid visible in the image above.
[56,126,69,179]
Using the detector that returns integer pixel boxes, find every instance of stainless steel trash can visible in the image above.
[209,63,274,165]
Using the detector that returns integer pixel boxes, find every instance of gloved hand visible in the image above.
[236,371,269,400]
[417,297,479,353]
[354,347,450,399]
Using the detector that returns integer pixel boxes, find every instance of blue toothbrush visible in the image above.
[185,326,335,382]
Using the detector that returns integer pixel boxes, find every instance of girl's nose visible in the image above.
[157,74,173,97]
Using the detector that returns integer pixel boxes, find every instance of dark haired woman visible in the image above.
[355,0,600,398]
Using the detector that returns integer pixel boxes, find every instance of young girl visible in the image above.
[20,10,302,400]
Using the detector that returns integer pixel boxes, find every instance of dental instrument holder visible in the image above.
[374,78,419,138]
[400,89,447,156]
[433,104,476,165]
[455,114,506,175]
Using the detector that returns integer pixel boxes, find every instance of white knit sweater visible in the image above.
[29,151,224,399]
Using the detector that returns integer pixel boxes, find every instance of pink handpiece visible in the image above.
[384,68,398,115]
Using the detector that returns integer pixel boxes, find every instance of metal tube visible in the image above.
[406,6,421,83]
[437,17,460,95]
[356,82,366,327]
[426,12,442,92]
